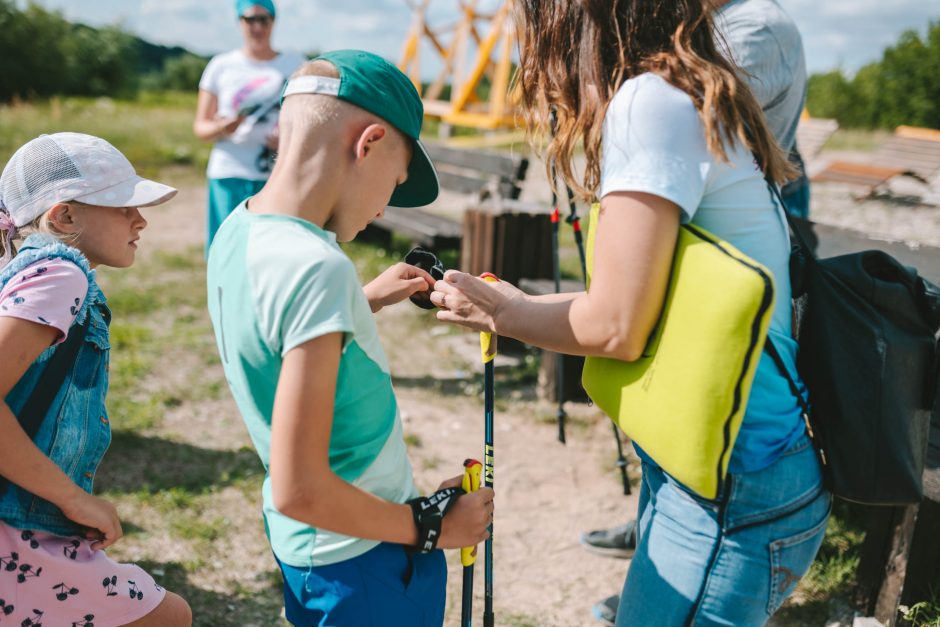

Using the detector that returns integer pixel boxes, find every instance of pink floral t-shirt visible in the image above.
[0,259,88,343]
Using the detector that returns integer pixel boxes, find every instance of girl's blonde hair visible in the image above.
[0,203,83,264]
[515,0,797,201]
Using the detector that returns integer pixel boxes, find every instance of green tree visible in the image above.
[806,21,940,130]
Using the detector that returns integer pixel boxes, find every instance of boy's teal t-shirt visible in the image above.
[207,203,419,567]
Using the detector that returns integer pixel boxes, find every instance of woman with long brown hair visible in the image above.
[431,0,830,624]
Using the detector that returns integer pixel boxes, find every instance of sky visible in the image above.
[20,0,940,78]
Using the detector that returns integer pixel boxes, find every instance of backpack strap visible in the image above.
[764,338,827,468]
[0,320,89,495]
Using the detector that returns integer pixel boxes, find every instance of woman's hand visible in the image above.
[265,124,280,150]
[216,115,245,138]
[59,489,123,550]
[431,271,527,333]
[363,262,436,313]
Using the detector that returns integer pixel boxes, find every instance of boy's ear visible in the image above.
[353,123,388,163]
[47,202,79,234]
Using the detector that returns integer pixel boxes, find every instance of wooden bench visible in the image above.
[796,115,838,158]
[812,125,940,196]
[363,143,529,250]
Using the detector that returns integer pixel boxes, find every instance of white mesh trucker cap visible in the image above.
[0,132,178,227]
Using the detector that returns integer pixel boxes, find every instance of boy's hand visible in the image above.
[437,487,494,550]
[363,262,435,313]
[59,489,123,550]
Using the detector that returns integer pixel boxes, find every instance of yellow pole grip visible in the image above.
[460,459,483,567]
[478,273,499,363]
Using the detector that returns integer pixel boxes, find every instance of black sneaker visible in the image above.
[579,520,637,558]
[592,594,619,626]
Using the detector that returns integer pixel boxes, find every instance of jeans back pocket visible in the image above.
[767,494,832,615]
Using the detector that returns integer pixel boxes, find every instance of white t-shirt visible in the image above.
[199,49,305,181]
[600,73,805,472]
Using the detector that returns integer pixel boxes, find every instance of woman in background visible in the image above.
[193,0,304,253]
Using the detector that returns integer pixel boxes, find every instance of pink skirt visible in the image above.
[0,521,165,627]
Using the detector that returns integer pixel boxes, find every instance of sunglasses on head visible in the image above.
[240,14,273,26]
[404,246,446,310]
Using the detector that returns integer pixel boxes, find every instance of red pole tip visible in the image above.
[478,272,499,282]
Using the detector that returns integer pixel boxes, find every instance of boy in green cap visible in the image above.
[206,50,494,625]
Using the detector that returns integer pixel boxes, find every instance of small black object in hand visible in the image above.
[404,246,446,310]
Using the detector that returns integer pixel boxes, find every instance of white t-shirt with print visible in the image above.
[199,49,305,181]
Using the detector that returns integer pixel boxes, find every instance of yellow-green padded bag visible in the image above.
[582,203,775,499]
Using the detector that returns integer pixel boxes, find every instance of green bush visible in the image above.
[0,1,207,103]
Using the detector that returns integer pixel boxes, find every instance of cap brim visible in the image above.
[388,140,439,208]
[74,175,178,209]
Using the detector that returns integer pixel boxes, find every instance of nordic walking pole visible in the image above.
[479,272,499,627]
[548,111,568,445]
[461,459,483,627]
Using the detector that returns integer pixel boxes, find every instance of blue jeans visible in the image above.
[277,542,446,626]
[616,434,831,626]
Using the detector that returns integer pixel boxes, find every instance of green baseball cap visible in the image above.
[281,49,439,208]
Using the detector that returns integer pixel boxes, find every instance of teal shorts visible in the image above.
[206,177,265,255]
[277,543,446,626]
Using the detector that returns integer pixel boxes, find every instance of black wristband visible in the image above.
[407,487,463,553]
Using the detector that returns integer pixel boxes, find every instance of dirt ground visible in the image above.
[129,153,939,626]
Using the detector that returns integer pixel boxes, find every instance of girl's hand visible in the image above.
[437,487,494,550]
[59,490,123,550]
[431,271,527,333]
[363,262,435,313]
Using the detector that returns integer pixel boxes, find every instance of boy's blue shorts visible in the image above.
[277,542,447,626]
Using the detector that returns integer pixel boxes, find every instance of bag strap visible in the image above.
[757,164,829,466]
[763,338,828,467]
[19,320,89,439]
[0,320,89,496]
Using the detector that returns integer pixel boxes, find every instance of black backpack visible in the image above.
[766,191,940,505]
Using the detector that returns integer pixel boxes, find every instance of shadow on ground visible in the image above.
[96,431,263,494]
[136,560,284,627]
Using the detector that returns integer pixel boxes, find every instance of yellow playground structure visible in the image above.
[399,0,520,132]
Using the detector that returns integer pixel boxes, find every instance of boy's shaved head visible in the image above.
[278,61,348,143]
[279,60,411,158]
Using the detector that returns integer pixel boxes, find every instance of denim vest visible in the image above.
[0,234,111,537]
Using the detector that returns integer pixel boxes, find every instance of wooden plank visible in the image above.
[436,169,491,195]
[901,499,940,606]
[874,505,919,624]
[796,117,838,157]
[425,143,522,179]
[896,125,940,142]
[370,207,462,249]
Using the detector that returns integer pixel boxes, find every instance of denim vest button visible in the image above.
[99,416,108,424]
[83,472,93,479]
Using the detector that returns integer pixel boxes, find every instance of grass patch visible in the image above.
[902,587,940,627]
[0,94,208,180]
[823,128,891,153]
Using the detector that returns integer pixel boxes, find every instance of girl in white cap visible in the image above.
[0,133,191,626]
